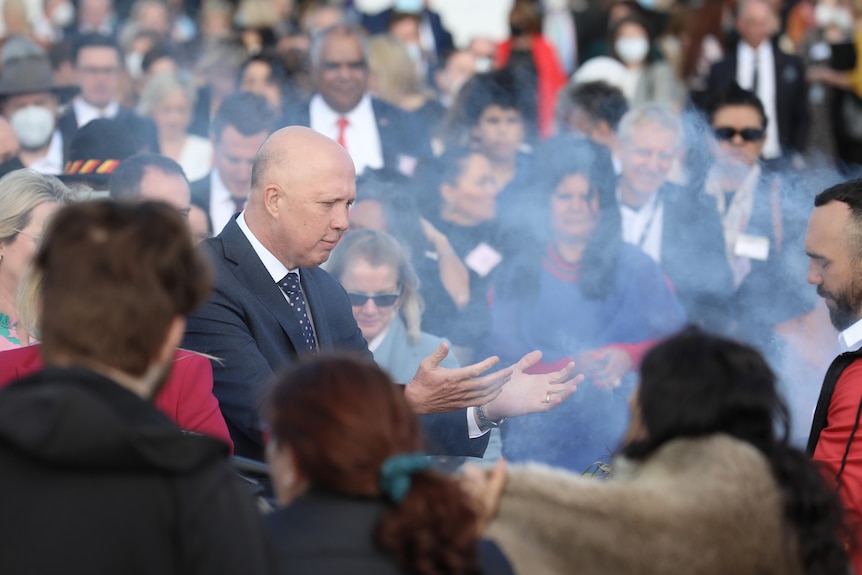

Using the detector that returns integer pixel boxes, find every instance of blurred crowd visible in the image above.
[1,0,862,572]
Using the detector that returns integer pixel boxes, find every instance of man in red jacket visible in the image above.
[805,179,862,569]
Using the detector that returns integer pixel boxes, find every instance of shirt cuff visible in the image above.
[467,406,490,438]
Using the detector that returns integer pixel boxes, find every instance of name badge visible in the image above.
[734,233,770,261]
[465,242,503,277]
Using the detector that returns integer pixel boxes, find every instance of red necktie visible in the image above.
[336,117,349,150]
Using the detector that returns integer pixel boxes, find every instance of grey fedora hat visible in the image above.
[0,54,66,97]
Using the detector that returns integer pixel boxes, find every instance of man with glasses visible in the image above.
[58,34,158,160]
[703,82,813,358]
[616,103,733,331]
[283,24,431,177]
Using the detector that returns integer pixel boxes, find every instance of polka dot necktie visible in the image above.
[278,272,316,354]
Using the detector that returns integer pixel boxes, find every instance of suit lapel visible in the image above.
[219,218,309,355]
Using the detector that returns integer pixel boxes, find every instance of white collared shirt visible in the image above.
[27,129,64,175]
[309,93,383,175]
[839,317,862,352]
[236,210,318,346]
[72,97,120,129]
[618,187,664,263]
[736,42,781,159]
[209,169,244,234]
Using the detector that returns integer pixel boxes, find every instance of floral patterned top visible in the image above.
[0,313,24,351]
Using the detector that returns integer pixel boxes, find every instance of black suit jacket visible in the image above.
[654,182,735,331]
[693,40,809,155]
[57,105,160,161]
[280,97,432,175]
[182,217,484,460]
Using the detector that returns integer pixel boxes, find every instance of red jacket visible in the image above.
[495,35,567,139]
[812,361,862,571]
[0,345,234,452]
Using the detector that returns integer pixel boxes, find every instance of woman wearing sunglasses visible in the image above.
[703,82,812,366]
[326,229,460,384]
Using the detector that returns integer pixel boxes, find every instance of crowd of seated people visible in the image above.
[1,0,862,571]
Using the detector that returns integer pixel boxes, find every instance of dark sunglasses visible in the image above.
[713,126,765,142]
[346,290,401,308]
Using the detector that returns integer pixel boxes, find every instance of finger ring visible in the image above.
[544,393,551,404]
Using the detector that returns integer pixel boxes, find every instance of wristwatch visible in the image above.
[476,404,506,430]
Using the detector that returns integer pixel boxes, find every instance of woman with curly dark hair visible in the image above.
[467,328,851,575]
[263,355,514,575]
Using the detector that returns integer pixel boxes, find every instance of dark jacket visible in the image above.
[280,97,432,175]
[57,105,160,160]
[656,182,735,331]
[266,491,514,575]
[693,39,809,156]
[0,366,276,575]
[182,216,488,461]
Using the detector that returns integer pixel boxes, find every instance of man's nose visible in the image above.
[807,262,822,285]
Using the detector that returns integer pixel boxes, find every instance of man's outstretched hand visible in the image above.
[405,342,513,414]
[482,351,582,421]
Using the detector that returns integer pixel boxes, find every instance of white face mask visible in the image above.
[815,4,853,29]
[615,37,649,64]
[50,1,76,28]
[10,106,55,150]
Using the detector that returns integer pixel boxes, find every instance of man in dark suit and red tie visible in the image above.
[281,24,432,178]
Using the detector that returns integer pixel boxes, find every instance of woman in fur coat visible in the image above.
[465,328,851,575]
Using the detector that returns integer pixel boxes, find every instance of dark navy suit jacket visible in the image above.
[183,217,485,460]
[279,96,432,175]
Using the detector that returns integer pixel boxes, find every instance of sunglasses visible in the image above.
[713,126,765,142]
[346,290,401,308]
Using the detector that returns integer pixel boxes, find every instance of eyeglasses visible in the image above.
[13,229,41,242]
[346,289,401,308]
[713,126,766,142]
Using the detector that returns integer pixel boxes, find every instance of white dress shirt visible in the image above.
[839,317,862,352]
[736,42,781,159]
[72,97,120,129]
[209,169,243,234]
[236,210,318,346]
[27,129,63,175]
[309,93,383,175]
[619,188,664,263]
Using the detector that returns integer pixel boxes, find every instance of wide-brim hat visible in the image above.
[59,118,145,189]
[0,54,73,97]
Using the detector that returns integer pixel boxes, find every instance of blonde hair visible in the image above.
[367,35,428,105]
[327,229,424,344]
[0,170,74,342]
[137,71,197,117]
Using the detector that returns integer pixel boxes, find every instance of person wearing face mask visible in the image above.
[610,16,683,107]
[0,52,69,178]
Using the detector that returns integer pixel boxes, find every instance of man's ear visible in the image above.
[263,185,282,218]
